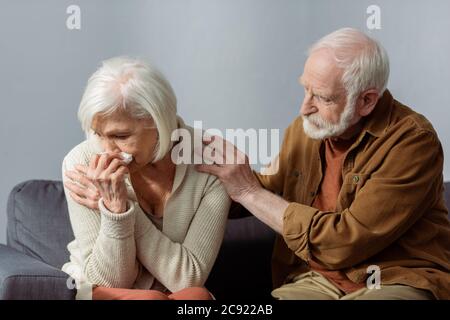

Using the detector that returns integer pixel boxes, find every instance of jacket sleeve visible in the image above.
[282,128,444,270]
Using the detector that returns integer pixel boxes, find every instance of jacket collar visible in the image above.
[307,90,394,159]
[361,89,394,138]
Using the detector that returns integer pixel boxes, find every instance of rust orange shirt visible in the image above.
[309,136,366,294]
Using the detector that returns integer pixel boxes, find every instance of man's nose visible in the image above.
[300,93,318,116]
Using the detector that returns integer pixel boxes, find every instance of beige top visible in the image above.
[61,119,231,299]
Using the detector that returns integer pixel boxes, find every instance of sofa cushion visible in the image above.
[7,180,74,269]
[206,216,275,299]
[0,244,76,300]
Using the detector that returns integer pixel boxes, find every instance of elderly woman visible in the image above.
[61,57,231,300]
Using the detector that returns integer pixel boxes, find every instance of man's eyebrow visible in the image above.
[298,77,337,97]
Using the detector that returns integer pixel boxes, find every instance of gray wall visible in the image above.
[1,0,449,244]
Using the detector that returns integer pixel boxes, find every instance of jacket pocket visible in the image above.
[343,172,371,191]
[338,173,371,210]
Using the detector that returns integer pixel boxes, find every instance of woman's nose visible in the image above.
[102,140,120,153]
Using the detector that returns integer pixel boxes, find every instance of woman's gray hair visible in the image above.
[78,56,178,162]
[308,28,390,101]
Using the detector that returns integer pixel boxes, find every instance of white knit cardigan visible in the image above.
[61,120,231,299]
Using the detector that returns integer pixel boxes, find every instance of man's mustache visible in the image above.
[303,114,328,129]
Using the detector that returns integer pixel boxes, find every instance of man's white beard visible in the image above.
[302,97,356,140]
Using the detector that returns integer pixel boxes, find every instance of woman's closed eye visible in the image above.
[93,131,130,140]
[112,135,130,140]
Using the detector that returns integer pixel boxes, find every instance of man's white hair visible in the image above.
[78,56,178,162]
[308,28,390,101]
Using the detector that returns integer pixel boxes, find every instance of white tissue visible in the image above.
[120,152,133,164]
[97,151,133,164]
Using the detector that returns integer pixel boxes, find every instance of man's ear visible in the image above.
[357,89,379,117]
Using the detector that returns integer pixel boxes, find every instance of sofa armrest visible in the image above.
[0,244,76,300]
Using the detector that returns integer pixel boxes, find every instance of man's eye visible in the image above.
[113,135,129,140]
[316,95,332,104]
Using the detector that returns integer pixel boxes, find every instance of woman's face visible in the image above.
[91,109,158,173]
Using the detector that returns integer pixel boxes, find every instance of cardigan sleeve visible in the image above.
[62,147,140,288]
[134,176,231,293]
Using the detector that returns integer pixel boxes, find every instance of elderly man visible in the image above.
[196,28,450,300]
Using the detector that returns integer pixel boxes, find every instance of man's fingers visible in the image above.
[66,169,98,193]
[64,170,79,184]
[195,164,223,177]
[202,135,226,155]
[68,191,99,210]
[202,135,244,165]
[74,164,88,174]
[66,170,89,187]
[64,180,99,199]
[202,145,224,165]
[202,134,216,146]
[200,135,234,164]
[197,133,247,167]
[64,180,86,195]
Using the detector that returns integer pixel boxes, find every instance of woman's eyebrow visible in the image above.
[103,129,132,135]
[92,128,131,135]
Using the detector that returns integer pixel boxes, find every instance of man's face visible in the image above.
[299,48,357,140]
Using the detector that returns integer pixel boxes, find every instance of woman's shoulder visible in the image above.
[184,163,220,189]
[176,164,230,212]
[173,121,228,196]
[62,139,99,169]
[168,163,230,223]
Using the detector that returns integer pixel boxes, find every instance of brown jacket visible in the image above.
[256,90,450,299]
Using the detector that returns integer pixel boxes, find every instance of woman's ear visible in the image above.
[357,89,380,117]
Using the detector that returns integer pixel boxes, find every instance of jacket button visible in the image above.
[310,191,315,197]
[353,175,360,183]
[293,170,300,178]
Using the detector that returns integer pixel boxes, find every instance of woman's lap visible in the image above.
[92,286,213,300]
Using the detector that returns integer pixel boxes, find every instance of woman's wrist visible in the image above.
[102,199,128,214]
[98,198,136,239]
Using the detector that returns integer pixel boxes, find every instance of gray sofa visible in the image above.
[0,180,275,300]
[1,179,449,300]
